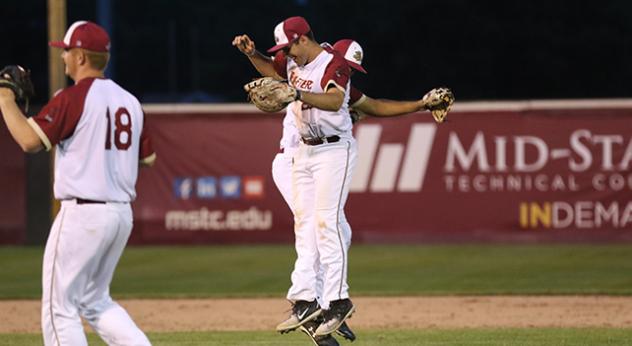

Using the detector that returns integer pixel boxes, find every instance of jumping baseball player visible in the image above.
[233,17,444,343]
[234,15,357,340]
[0,21,155,346]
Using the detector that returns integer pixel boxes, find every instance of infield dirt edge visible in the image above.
[2,296,631,333]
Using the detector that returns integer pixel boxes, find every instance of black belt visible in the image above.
[76,198,106,205]
[301,135,340,146]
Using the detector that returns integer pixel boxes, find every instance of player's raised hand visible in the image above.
[232,34,256,56]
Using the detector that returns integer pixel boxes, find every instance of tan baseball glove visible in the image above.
[243,77,299,113]
[422,87,454,123]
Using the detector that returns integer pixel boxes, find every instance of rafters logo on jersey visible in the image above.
[350,123,436,193]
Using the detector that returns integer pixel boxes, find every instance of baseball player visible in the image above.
[0,21,155,346]
[233,19,437,343]
[276,40,436,343]
[234,16,357,339]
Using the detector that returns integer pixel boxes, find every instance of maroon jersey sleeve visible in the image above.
[272,51,288,79]
[27,78,94,151]
[321,54,350,92]
[349,85,366,107]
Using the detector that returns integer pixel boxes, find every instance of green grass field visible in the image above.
[2,244,632,298]
[2,328,632,346]
[2,244,632,345]
[0,328,632,346]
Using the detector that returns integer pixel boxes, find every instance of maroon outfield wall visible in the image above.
[0,124,26,244]
[129,102,632,244]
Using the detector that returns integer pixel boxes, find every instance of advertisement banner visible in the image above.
[133,110,292,244]
[133,103,632,244]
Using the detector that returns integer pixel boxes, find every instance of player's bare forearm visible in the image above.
[247,52,283,79]
[232,34,282,80]
[356,97,424,117]
[299,88,344,111]
[0,94,42,153]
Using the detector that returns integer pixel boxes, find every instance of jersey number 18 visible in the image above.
[105,107,132,151]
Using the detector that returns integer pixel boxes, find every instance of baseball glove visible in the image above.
[0,65,35,107]
[422,87,454,123]
[244,77,298,113]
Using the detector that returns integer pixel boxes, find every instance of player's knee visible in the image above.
[315,210,340,229]
[78,297,114,322]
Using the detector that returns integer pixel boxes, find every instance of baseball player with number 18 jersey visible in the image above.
[0,21,154,346]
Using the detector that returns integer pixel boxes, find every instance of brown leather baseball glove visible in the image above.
[422,87,454,123]
[244,77,298,113]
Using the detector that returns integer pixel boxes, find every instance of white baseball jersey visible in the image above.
[279,84,367,151]
[280,108,301,151]
[28,78,155,202]
[273,49,352,140]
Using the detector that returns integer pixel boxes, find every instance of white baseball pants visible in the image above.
[291,138,357,309]
[42,200,150,346]
[273,150,323,305]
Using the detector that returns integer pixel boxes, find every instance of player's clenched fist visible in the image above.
[232,34,256,56]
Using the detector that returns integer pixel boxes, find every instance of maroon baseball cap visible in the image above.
[267,16,311,53]
[333,39,367,74]
[49,21,111,53]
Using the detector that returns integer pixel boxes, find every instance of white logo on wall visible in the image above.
[351,123,436,193]
[443,129,632,193]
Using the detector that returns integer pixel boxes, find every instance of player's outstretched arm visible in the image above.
[232,34,282,80]
[354,96,425,117]
[0,89,42,153]
[299,87,345,111]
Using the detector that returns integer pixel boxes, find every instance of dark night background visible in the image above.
[3,0,632,106]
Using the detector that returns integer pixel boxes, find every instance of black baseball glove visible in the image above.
[0,65,35,109]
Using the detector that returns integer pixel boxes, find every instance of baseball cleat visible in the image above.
[299,319,340,346]
[314,299,355,337]
[335,321,356,342]
[276,299,322,333]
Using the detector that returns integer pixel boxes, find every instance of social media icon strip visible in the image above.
[243,176,265,199]
[196,177,217,199]
[220,176,241,199]
[174,177,193,200]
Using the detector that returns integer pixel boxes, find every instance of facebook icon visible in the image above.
[173,178,193,200]
[197,177,217,199]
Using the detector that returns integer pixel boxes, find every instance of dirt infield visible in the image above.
[2,296,632,333]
